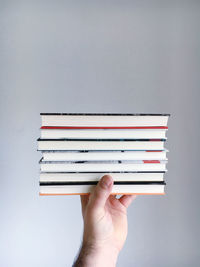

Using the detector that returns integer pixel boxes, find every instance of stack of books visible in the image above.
[37,113,170,195]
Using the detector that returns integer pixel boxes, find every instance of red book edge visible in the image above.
[143,160,161,163]
[146,150,163,152]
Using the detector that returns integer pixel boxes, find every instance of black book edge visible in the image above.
[40,181,166,186]
[37,149,167,153]
[39,171,166,173]
[40,113,170,116]
[37,149,169,154]
[37,138,166,141]
[39,160,168,164]
[40,172,167,174]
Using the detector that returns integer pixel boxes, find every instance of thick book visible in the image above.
[37,138,166,151]
[42,150,168,161]
[39,159,167,172]
[40,113,170,127]
[39,181,166,195]
[40,172,165,182]
[40,128,167,139]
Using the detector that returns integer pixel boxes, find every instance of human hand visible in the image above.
[74,175,136,267]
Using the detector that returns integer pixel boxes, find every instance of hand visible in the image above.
[74,175,136,267]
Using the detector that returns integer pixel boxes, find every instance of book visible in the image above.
[39,159,167,172]
[40,128,167,139]
[37,138,166,151]
[40,172,165,182]
[42,150,168,161]
[40,113,170,127]
[39,181,166,195]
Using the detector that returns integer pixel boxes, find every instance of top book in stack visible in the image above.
[40,113,169,128]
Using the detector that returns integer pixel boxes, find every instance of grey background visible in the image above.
[0,1,199,266]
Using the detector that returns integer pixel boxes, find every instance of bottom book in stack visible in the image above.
[39,170,166,195]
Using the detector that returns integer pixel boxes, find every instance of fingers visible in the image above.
[88,175,113,209]
[119,195,137,208]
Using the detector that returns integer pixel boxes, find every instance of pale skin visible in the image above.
[73,175,136,267]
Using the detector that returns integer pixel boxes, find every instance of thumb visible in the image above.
[88,175,113,209]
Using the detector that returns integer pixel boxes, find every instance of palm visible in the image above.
[81,194,133,252]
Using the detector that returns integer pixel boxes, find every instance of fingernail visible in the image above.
[100,176,113,189]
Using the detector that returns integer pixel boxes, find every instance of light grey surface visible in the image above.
[0,1,200,266]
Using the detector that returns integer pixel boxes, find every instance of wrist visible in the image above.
[76,241,119,267]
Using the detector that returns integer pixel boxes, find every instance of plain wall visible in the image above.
[0,1,200,266]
